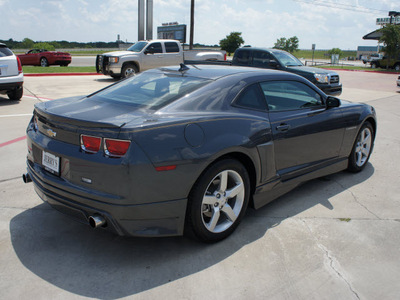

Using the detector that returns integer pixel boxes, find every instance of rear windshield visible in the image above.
[90,71,212,110]
[0,46,13,57]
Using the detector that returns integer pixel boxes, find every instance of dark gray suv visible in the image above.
[0,43,24,100]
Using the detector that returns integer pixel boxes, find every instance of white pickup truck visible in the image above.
[96,39,226,79]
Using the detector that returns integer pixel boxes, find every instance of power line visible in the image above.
[293,0,389,14]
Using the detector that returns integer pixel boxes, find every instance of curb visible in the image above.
[24,73,101,77]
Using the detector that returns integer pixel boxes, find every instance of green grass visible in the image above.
[23,66,96,73]
[318,65,400,73]
[339,218,351,222]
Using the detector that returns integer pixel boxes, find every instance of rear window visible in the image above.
[165,42,180,53]
[90,71,211,110]
[0,46,13,57]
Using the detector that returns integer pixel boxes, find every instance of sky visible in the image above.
[1,0,399,50]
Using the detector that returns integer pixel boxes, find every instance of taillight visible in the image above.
[104,138,131,157]
[224,53,227,61]
[81,135,102,153]
[17,56,23,74]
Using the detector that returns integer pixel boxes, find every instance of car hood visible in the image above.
[286,65,337,75]
[103,51,137,57]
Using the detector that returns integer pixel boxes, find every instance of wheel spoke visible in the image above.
[219,171,228,192]
[203,195,217,205]
[225,182,244,199]
[207,207,220,231]
[362,147,370,156]
[222,204,237,222]
[362,132,371,145]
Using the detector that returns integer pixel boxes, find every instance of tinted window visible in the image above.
[90,71,211,110]
[274,52,303,67]
[0,46,13,57]
[146,42,163,54]
[127,41,148,52]
[234,84,267,111]
[260,81,323,111]
[165,42,180,53]
[253,51,275,68]
[233,50,251,66]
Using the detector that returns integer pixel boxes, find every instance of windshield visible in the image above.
[274,52,303,67]
[127,41,148,52]
[89,71,212,110]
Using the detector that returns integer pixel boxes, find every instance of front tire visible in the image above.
[121,63,138,79]
[348,122,374,172]
[186,159,250,243]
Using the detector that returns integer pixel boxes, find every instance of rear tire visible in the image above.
[7,87,23,101]
[40,57,49,67]
[395,64,400,71]
[186,159,250,243]
[347,122,374,173]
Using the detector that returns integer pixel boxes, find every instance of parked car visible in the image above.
[96,39,226,79]
[397,75,400,87]
[231,47,342,96]
[17,49,71,67]
[0,43,23,100]
[371,55,400,70]
[24,65,376,243]
[362,53,383,64]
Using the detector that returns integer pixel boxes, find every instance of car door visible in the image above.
[260,80,345,180]
[142,42,165,70]
[164,41,183,65]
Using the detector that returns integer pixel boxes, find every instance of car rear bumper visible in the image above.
[27,160,187,237]
[0,78,23,92]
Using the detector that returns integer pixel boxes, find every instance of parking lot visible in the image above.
[0,71,399,299]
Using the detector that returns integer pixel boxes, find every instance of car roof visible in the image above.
[155,64,299,81]
[0,43,7,47]
[238,47,287,54]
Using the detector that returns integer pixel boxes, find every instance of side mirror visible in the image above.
[269,60,279,68]
[144,48,154,55]
[326,96,341,108]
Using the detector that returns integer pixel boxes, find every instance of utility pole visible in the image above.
[189,0,194,50]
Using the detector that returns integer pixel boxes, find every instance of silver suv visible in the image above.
[0,43,23,100]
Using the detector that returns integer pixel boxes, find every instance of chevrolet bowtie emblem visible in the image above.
[46,129,57,138]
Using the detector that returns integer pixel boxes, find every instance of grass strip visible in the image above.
[23,66,96,74]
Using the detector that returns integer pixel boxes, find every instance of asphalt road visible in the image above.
[0,71,399,299]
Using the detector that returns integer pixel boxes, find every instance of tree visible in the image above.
[379,24,400,69]
[33,42,56,51]
[328,48,343,57]
[21,38,34,49]
[273,36,299,53]
[220,32,244,56]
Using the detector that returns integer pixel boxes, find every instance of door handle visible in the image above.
[276,124,290,132]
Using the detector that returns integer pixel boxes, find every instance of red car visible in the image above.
[17,49,71,67]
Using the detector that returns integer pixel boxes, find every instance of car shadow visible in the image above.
[0,96,20,106]
[10,164,374,298]
[94,77,119,83]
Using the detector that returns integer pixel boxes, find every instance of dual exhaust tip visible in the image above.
[22,173,107,229]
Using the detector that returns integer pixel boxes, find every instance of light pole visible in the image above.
[189,0,194,50]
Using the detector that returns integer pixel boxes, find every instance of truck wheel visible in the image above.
[121,63,138,79]
[371,62,377,68]
[395,64,400,71]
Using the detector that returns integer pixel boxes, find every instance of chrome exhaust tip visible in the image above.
[88,214,106,228]
[22,173,32,183]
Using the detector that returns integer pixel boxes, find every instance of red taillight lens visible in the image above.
[104,138,131,157]
[17,56,23,74]
[81,135,102,153]
[224,53,227,61]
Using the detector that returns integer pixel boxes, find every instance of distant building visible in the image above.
[357,46,379,59]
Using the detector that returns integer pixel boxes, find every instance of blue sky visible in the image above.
[1,0,398,50]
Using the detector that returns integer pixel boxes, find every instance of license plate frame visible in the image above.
[42,151,60,175]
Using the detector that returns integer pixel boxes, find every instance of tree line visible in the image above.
[0,38,126,49]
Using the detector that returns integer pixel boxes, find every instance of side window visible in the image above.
[234,84,267,111]
[260,81,323,111]
[147,43,163,54]
[165,42,180,53]
[233,50,251,66]
[253,51,275,68]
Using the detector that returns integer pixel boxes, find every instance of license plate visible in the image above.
[42,151,60,175]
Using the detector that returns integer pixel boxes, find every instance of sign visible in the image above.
[157,24,187,43]
[376,17,400,25]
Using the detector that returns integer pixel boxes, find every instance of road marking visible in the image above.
[0,136,26,148]
[0,114,32,118]
[24,95,53,102]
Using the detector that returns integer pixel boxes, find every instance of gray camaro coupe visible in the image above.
[24,65,376,242]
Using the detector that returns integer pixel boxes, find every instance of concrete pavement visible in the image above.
[0,71,399,299]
